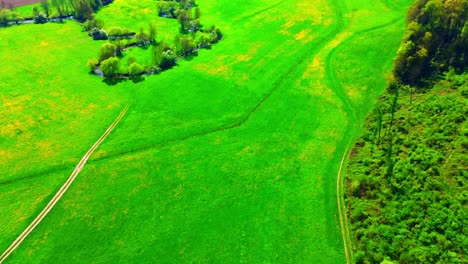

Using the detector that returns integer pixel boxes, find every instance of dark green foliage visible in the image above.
[346,73,468,263]
[90,27,108,40]
[34,12,48,24]
[393,0,468,86]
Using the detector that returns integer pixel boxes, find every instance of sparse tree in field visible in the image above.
[148,22,157,44]
[99,42,117,61]
[100,57,119,76]
[41,0,50,17]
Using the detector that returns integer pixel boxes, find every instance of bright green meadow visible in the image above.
[0,0,411,262]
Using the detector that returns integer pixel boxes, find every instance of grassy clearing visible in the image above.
[1,0,411,262]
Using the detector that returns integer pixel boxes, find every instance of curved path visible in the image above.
[326,9,407,264]
[0,105,130,264]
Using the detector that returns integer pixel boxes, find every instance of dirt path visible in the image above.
[0,105,129,264]
[336,147,352,264]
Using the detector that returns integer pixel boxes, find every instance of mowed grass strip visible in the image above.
[2,0,412,263]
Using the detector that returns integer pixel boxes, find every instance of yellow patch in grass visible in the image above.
[280,0,332,36]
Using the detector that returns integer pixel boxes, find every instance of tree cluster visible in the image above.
[87,0,222,78]
[0,0,112,28]
[393,0,467,86]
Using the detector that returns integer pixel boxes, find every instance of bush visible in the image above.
[128,62,145,76]
[100,57,119,77]
[90,27,108,40]
[87,58,99,72]
[108,27,133,40]
[34,12,48,24]
[98,42,117,62]
[160,49,176,69]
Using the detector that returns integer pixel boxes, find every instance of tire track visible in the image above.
[336,146,352,264]
[0,105,129,264]
[325,14,407,264]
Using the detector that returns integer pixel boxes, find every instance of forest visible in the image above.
[345,0,467,263]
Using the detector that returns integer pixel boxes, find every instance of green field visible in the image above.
[0,0,411,262]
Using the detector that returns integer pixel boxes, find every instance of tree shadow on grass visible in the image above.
[103,77,127,86]
[131,76,145,83]
[182,51,199,61]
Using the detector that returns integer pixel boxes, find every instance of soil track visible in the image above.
[0,105,130,264]
[1,0,40,8]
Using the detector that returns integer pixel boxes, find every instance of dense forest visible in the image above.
[345,0,467,263]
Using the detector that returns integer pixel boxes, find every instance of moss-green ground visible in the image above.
[0,0,411,262]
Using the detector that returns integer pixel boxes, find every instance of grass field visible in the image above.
[0,0,411,262]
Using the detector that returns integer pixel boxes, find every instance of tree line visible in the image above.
[0,0,112,26]
[345,0,467,263]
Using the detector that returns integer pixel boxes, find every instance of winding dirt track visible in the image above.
[0,105,129,264]
[336,147,352,264]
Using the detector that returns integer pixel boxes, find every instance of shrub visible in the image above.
[100,57,119,77]
[34,12,48,24]
[98,42,117,62]
[160,49,176,69]
[87,58,99,72]
[128,62,145,76]
[90,27,108,40]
